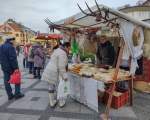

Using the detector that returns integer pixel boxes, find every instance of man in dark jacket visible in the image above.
[96,35,115,66]
[0,37,24,100]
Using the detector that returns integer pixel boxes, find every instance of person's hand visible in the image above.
[14,69,19,72]
[64,78,68,82]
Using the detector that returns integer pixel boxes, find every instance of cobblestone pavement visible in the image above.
[0,55,150,120]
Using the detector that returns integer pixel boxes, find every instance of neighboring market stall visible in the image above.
[45,1,150,120]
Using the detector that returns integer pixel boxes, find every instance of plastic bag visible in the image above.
[8,71,22,84]
[57,80,70,99]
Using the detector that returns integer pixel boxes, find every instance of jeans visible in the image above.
[29,62,34,73]
[3,71,21,98]
[25,57,29,68]
[33,67,41,77]
[44,59,50,69]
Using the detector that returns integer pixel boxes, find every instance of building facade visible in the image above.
[0,19,36,44]
[120,0,150,20]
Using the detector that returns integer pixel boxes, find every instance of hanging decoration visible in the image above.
[132,27,141,46]
[72,41,79,54]
[104,8,109,19]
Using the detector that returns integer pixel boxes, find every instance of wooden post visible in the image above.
[130,76,134,106]
[100,38,125,120]
[129,57,134,106]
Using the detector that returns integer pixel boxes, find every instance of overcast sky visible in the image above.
[0,0,140,33]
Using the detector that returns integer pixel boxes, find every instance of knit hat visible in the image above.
[6,37,15,41]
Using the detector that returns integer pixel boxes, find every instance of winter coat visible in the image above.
[41,48,68,86]
[28,46,34,62]
[0,41,19,73]
[96,40,115,66]
[32,43,43,67]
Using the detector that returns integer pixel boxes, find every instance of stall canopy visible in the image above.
[53,4,150,29]
[45,3,150,75]
[36,33,61,40]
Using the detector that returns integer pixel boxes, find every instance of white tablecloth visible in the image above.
[67,72,105,113]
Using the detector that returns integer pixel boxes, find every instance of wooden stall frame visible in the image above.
[100,38,133,120]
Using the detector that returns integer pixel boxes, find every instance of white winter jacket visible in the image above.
[41,48,68,85]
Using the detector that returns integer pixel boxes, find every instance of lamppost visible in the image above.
[45,35,48,48]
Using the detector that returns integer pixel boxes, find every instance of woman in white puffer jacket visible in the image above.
[41,42,71,108]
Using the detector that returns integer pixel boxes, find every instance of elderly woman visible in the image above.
[32,42,43,79]
[41,42,71,108]
[96,35,115,66]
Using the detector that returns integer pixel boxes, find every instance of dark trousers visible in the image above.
[17,51,20,56]
[23,58,26,68]
[33,67,41,77]
[29,62,34,73]
[3,71,21,98]
[25,57,29,68]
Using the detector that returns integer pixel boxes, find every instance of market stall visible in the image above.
[45,1,150,120]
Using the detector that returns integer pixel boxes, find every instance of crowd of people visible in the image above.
[0,36,71,108]
[0,34,129,109]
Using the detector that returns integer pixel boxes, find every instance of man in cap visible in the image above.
[0,37,25,100]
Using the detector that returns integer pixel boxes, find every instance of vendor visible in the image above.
[96,35,115,66]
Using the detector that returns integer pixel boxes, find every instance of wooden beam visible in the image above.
[70,23,93,28]
[100,38,125,120]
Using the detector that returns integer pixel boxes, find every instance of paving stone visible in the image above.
[0,113,40,120]
[69,119,82,120]
[38,81,49,85]
[35,91,49,97]
[80,105,97,114]
[65,98,75,103]
[0,80,4,86]
[21,79,37,88]
[54,103,80,113]
[30,97,40,101]
[29,97,49,110]
[8,100,35,109]
[33,84,49,89]
[0,90,7,96]
[0,95,8,106]
[49,117,68,120]
[0,113,13,120]
[109,107,137,118]
[19,91,39,101]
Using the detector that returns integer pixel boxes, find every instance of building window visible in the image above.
[132,12,134,17]
[8,27,12,32]
[139,12,141,18]
[148,12,150,18]
[16,34,19,37]
[3,27,6,32]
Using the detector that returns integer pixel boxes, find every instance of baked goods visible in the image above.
[94,73,113,82]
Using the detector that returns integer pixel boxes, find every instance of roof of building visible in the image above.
[5,18,35,32]
[8,23,21,31]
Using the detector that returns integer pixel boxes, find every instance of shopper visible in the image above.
[28,43,34,74]
[32,42,43,79]
[16,44,20,56]
[41,42,71,108]
[96,35,116,66]
[0,37,24,100]
[24,43,30,68]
